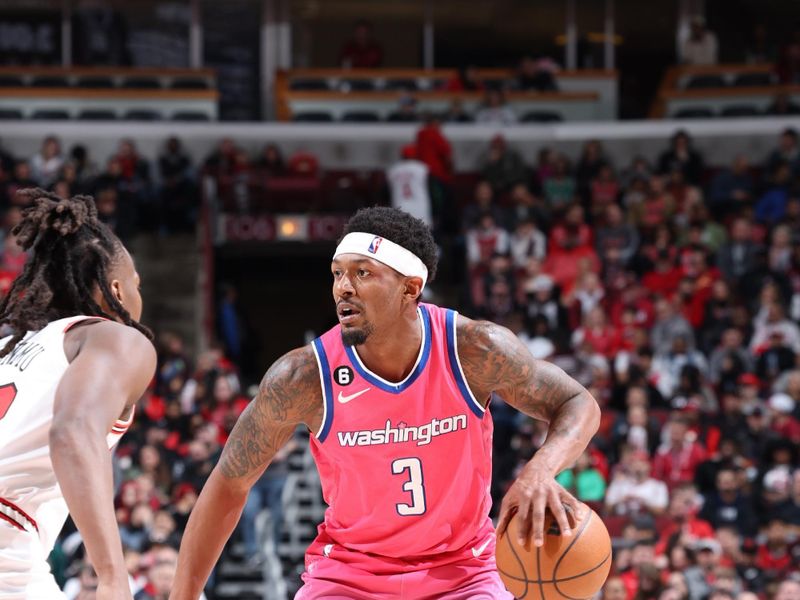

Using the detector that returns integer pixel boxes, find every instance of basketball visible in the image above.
[496,506,612,599]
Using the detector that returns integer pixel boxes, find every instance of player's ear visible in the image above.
[110,279,124,305]
[404,276,424,302]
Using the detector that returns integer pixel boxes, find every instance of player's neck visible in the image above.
[355,310,422,383]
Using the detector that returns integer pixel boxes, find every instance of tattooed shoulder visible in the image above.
[455,314,584,421]
[218,345,322,483]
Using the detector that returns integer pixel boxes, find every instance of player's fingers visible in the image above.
[516,489,534,547]
[560,492,583,524]
[496,499,515,537]
[530,489,547,547]
[548,488,572,538]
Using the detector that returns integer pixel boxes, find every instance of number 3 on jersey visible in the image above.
[0,383,18,421]
[392,457,426,516]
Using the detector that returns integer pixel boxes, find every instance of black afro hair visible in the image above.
[341,206,438,283]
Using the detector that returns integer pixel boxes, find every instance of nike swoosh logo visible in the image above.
[471,538,492,557]
[337,388,371,404]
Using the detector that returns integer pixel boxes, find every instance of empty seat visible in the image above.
[31,109,70,120]
[77,109,117,120]
[386,112,419,123]
[171,111,210,121]
[0,76,23,87]
[673,107,714,119]
[340,79,375,92]
[171,78,209,90]
[292,111,334,122]
[341,110,380,122]
[31,76,70,88]
[123,77,161,89]
[484,78,508,91]
[521,110,563,123]
[289,79,329,91]
[77,76,114,88]
[384,79,418,91]
[685,75,726,89]
[733,72,774,87]
[720,104,759,117]
[124,109,162,121]
[0,109,23,120]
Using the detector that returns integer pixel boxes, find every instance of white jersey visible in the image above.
[387,159,432,226]
[0,316,133,599]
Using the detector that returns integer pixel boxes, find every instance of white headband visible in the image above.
[333,232,428,289]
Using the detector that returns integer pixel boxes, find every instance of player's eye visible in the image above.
[332,269,342,278]
[357,269,369,277]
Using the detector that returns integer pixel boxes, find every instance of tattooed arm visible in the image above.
[457,316,600,547]
[171,347,322,599]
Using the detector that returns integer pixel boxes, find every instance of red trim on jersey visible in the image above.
[0,511,25,531]
[0,498,38,532]
[62,316,109,333]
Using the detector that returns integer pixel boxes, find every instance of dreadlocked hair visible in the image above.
[0,188,152,357]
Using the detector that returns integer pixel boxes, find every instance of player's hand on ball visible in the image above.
[496,461,585,548]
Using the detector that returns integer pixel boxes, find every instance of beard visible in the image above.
[341,322,373,347]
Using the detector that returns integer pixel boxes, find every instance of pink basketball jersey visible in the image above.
[308,303,494,565]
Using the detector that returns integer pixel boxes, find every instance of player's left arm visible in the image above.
[457,315,601,547]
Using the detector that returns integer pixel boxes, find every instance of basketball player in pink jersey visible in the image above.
[172,207,600,599]
[0,190,156,600]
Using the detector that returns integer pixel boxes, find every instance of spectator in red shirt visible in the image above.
[415,116,453,183]
[442,65,484,91]
[550,203,593,253]
[571,306,621,358]
[757,519,795,580]
[339,20,383,68]
[655,483,715,555]
[653,415,708,489]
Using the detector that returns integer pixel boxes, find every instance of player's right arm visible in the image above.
[171,347,322,600]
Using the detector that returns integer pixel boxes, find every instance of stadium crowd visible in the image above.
[0,125,799,600]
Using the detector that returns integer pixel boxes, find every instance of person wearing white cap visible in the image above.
[171,206,600,599]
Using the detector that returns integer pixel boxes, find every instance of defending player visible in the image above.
[0,190,156,600]
[172,207,600,598]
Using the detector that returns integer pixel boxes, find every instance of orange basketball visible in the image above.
[496,506,612,599]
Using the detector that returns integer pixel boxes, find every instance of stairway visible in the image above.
[129,233,202,356]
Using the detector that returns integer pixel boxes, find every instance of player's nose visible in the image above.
[334,273,355,296]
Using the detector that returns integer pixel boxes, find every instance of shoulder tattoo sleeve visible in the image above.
[456,316,585,422]
[219,346,323,482]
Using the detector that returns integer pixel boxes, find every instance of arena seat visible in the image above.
[733,72,774,87]
[673,107,715,119]
[31,76,70,88]
[0,109,23,120]
[341,79,376,92]
[685,74,726,89]
[171,111,210,121]
[386,112,419,122]
[31,109,70,120]
[720,104,760,117]
[171,79,210,90]
[384,79,418,91]
[341,110,381,122]
[122,77,162,89]
[0,76,23,87]
[124,109,163,121]
[289,79,330,91]
[77,109,117,120]
[521,110,564,123]
[292,111,334,122]
[77,77,115,89]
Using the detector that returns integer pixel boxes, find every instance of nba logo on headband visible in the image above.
[368,236,383,254]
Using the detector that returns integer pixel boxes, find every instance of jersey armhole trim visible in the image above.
[311,338,334,442]
[445,310,485,418]
[62,316,109,333]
